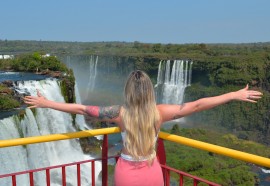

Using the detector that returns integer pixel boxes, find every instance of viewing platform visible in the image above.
[0,127,269,186]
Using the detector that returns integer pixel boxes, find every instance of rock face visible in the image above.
[0,86,13,95]
[191,60,270,90]
[184,60,270,145]
[1,80,13,87]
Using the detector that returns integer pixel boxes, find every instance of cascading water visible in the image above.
[64,55,98,101]
[188,61,193,86]
[74,81,102,140]
[86,56,98,98]
[155,60,192,104]
[74,81,91,130]
[0,78,101,185]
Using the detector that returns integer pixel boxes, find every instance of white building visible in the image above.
[0,55,14,59]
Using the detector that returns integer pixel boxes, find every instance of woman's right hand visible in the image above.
[24,90,48,108]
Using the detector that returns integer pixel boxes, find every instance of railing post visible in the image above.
[77,164,81,186]
[157,138,166,165]
[12,175,16,186]
[179,174,183,186]
[91,161,95,186]
[29,172,34,186]
[62,166,66,186]
[46,169,50,186]
[157,138,167,184]
[165,170,170,186]
[102,134,108,186]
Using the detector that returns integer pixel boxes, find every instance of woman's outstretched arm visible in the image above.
[24,90,86,114]
[158,85,263,123]
[24,90,121,122]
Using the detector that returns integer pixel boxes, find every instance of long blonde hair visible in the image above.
[121,70,160,164]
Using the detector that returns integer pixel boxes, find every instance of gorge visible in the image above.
[0,48,270,185]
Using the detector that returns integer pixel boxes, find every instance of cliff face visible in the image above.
[191,60,270,89]
[184,60,270,145]
[85,55,161,79]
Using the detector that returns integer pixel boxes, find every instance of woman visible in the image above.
[24,70,263,186]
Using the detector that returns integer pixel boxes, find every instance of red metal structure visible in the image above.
[0,134,220,186]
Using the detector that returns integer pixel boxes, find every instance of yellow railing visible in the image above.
[0,127,269,168]
[0,127,120,148]
[159,132,270,168]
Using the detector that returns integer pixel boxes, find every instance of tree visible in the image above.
[152,43,162,52]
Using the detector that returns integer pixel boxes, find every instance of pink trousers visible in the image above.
[114,157,164,186]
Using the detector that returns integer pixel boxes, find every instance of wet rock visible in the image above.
[2,80,13,87]
[50,71,62,78]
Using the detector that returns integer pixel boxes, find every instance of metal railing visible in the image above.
[0,127,269,185]
[0,157,107,186]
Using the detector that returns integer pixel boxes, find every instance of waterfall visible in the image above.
[74,81,91,130]
[63,55,98,101]
[188,61,193,86]
[155,60,192,104]
[74,81,102,140]
[0,79,101,186]
[86,56,98,98]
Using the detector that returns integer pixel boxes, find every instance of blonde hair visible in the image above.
[121,70,160,164]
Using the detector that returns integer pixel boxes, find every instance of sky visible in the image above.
[1,0,270,44]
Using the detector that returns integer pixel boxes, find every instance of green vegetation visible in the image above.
[0,84,20,110]
[1,40,269,60]
[169,125,270,157]
[163,125,270,185]
[0,52,67,72]
[0,94,20,110]
[60,68,76,103]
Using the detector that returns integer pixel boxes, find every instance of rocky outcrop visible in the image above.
[0,83,20,110]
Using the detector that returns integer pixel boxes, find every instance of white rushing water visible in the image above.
[155,60,192,104]
[262,168,270,174]
[86,56,98,99]
[74,81,91,130]
[65,55,99,102]
[0,79,101,186]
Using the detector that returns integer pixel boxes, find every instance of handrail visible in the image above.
[0,127,269,168]
[0,127,120,148]
[159,132,270,168]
